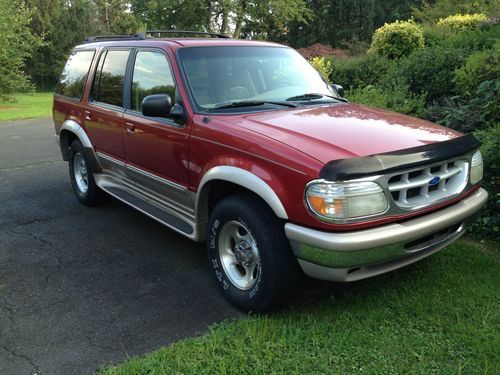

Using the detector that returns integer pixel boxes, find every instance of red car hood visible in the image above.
[227,103,462,164]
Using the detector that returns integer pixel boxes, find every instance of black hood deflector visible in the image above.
[320,134,480,181]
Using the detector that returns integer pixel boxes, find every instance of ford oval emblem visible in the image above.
[429,176,441,186]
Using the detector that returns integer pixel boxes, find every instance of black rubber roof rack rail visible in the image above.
[84,32,146,43]
[146,30,230,39]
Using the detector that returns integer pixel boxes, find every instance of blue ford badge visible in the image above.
[429,176,441,186]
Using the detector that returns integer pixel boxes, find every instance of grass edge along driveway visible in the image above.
[0,92,53,122]
[99,240,499,374]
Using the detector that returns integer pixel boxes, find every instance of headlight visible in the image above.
[470,150,483,185]
[305,180,388,222]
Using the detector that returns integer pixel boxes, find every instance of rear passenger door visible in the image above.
[85,49,130,175]
[122,48,191,210]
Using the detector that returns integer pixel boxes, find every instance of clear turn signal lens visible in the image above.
[306,181,388,222]
[470,150,483,185]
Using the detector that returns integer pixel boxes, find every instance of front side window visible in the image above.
[131,51,176,112]
[178,46,337,110]
[55,50,95,99]
[92,50,129,107]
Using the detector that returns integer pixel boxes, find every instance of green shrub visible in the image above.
[328,53,392,90]
[454,43,500,95]
[428,80,500,132]
[347,81,426,117]
[370,20,425,59]
[439,24,499,53]
[308,56,333,82]
[437,13,488,31]
[471,123,500,240]
[382,44,465,103]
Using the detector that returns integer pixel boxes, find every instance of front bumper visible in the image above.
[285,188,488,282]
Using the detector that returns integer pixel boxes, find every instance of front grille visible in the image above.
[387,159,468,209]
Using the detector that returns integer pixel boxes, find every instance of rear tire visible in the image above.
[69,140,104,206]
[207,194,299,312]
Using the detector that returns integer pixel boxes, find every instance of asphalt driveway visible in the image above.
[0,118,245,374]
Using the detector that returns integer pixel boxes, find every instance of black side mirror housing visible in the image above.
[332,84,344,98]
[142,94,172,118]
[170,103,186,125]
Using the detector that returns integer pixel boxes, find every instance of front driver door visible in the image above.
[123,48,192,213]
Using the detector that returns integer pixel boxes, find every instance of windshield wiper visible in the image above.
[211,100,299,110]
[286,93,348,102]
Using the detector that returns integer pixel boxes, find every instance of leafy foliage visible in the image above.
[429,80,500,133]
[0,0,40,99]
[328,53,392,89]
[381,44,465,102]
[454,43,500,95]
[347,82,426,117]
[412,0,498,23]
[370,19,425,59]
[472,124,500,238]
[308,56,333,82]
[437,13,488,31]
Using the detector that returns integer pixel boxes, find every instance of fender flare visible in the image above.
[58,120,101,172]
[195,166,288,221]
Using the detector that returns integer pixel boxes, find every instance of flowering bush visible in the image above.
[370,20,425,59]
[437,13,488,31]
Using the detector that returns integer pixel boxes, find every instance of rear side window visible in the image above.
[131,51,176,112]
[55,50,95,99]
[92,50,130,107]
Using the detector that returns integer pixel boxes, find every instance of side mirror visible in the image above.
[332,84,344,98]
[142,94,172,118]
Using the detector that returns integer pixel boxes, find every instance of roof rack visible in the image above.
[84,32,146,43]
[84,30,230,44]
[146,30,230,39]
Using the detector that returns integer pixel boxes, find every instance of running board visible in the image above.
[95,175,195,238]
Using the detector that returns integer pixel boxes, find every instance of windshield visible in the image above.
[178,46,338,111]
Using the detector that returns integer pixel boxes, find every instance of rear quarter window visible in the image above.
[55,50,95,99]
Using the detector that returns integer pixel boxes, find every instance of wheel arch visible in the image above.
[195,166,288,241]
[59,119,101,173]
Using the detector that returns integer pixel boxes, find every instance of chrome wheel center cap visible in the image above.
[234,241,254,266]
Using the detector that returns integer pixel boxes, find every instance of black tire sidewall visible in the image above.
[69,140,99,205]
[207,195,298,312]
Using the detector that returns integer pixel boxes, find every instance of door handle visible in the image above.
[84,110,92,120]
[126,122,135,135]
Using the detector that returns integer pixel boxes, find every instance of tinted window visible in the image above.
[131,51,175,112]
[93,50,129,107]
[55,50,95,99]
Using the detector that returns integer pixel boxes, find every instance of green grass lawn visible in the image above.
[0,92,53,122]
[99,240,499,374]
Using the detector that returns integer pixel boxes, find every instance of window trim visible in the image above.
[89,47,132,111]
[54,48,96,102]
[125,47,182,128]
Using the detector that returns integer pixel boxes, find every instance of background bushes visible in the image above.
[326,16,499,239]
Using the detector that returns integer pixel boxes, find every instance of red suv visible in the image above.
[53,31,487,312]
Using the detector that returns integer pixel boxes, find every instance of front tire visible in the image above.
[69,140,104,206]
[207,194,299,312]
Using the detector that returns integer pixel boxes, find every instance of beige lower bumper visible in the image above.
[285,188,488,282]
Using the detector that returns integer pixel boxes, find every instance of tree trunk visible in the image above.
[233,1,247,38]
[205,1,213,32]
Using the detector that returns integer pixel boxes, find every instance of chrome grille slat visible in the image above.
[387,158,469,210]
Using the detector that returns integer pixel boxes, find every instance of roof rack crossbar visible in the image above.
[146,30,230,39]
[84,32,146,43]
